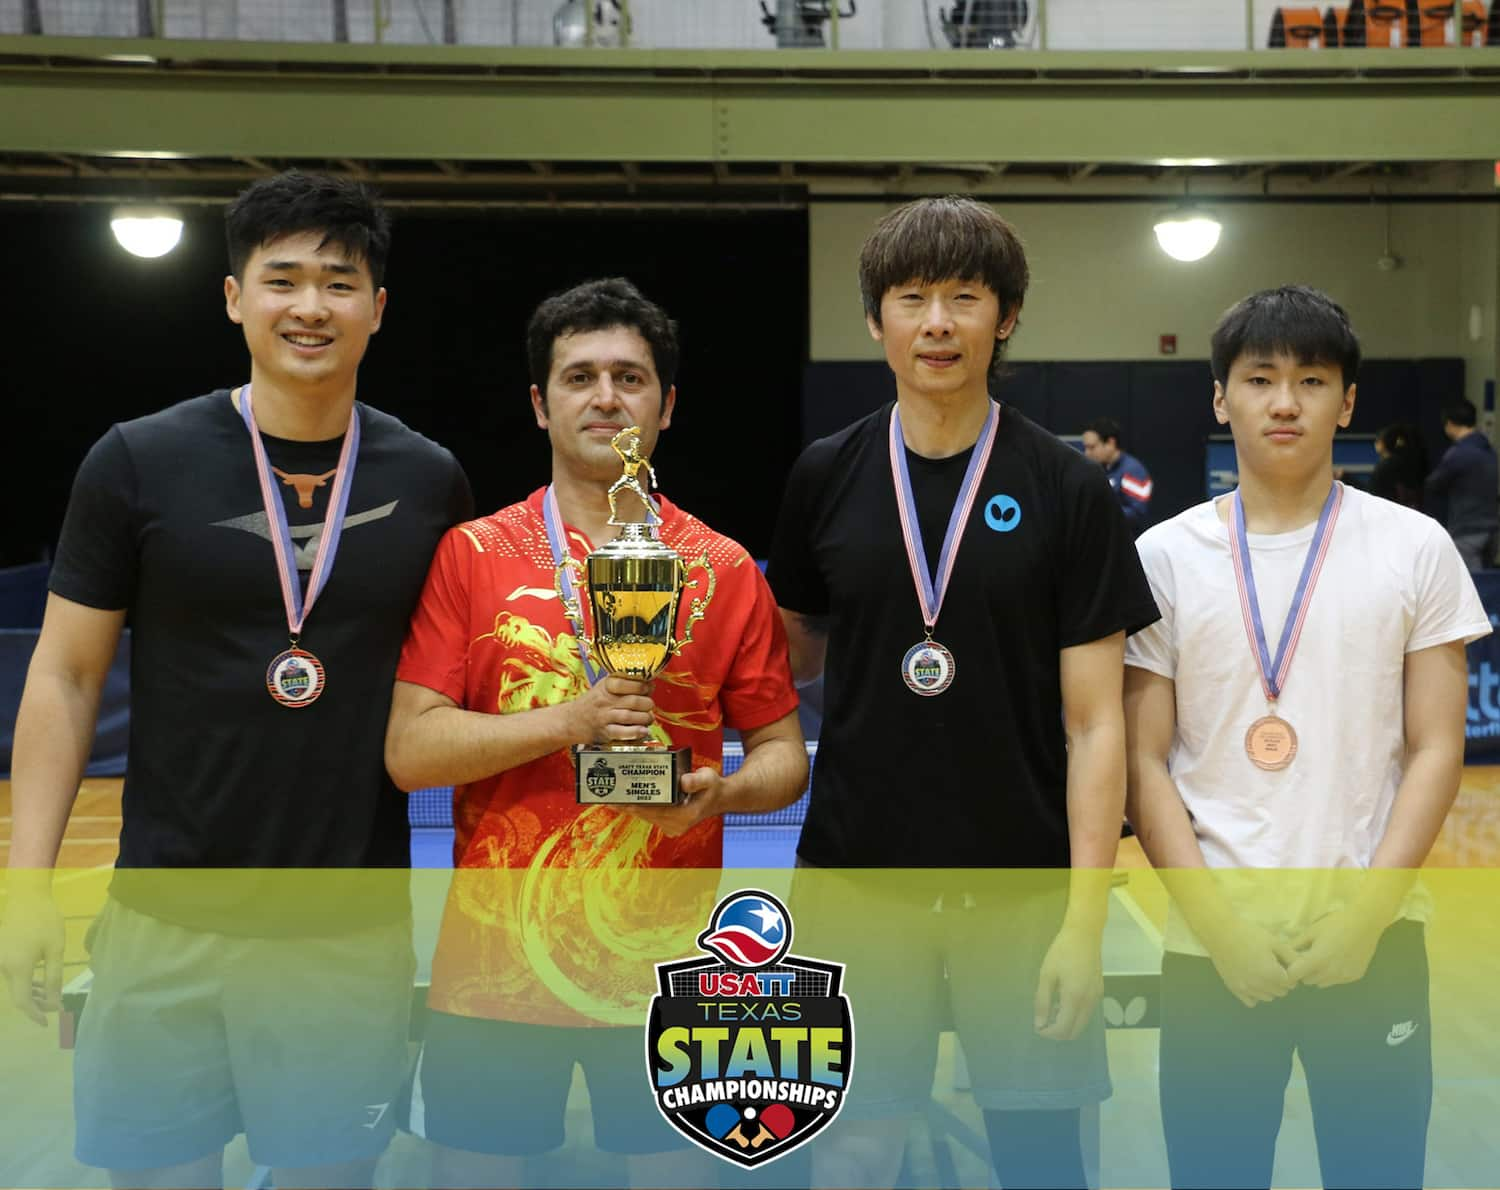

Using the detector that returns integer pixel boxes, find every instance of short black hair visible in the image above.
[224,170,391,287]
[858,196,1029,377]
[1443,399,1478,428]
[1086,417,1122,447]
[1210,285,1361,390]
[526,277,679,409]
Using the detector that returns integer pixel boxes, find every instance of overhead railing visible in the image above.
[5,0,1498,52]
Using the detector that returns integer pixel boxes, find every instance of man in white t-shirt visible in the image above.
[1123,285,1489,1190]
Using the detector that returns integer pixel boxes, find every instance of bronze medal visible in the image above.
[1244,714,1297,771]
[1229,484,1342,774]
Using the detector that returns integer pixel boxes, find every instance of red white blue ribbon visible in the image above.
[542,486,603,686]
[1229,482,1342,703]
[888,400,1000,634]
[240,384,359,639]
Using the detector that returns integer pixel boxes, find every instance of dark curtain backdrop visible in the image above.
[2,203,1469,567]
[0,206,810,567]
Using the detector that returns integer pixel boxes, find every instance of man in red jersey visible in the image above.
[385,277,807,1187]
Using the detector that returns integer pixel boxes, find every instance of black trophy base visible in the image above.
[574,743,690,805]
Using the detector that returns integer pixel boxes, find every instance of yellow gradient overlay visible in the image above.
[0,868,1496,1188]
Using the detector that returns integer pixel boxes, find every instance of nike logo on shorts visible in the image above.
[1386,1021,1419,1047]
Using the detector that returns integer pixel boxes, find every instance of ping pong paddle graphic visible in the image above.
[704,1104,741,1145]
[759,1102,796,1143]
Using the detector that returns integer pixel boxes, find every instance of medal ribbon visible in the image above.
[240,384,360,640]
[888,400,1000,634]
[542,486,603,686]
[1229,482,1342,702]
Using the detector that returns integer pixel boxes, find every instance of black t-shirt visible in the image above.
[766,402,1159,869]
[49,391,473,933]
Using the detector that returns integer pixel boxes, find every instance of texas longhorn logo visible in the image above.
[646,889,853,1167]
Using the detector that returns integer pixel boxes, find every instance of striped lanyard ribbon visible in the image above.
[888,400,1000,636]
[1229,482,1342,703]
[542,486,603,686]
[240,384,360,642]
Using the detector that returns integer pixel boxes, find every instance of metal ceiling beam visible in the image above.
[1,40,1498,167]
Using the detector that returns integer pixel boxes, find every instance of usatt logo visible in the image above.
[584,757,617,797]
[645,889,854,1167]
[912,652,942,684]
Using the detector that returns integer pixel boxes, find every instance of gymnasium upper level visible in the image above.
[1,0,1498,197]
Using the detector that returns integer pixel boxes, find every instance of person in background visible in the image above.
[1368,422,1427,511]
[1425,398,1498,572]
[1082,417,1153,536]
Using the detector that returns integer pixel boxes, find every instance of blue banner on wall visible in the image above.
[1466,571,1500,761]
[1206,435,1380,499]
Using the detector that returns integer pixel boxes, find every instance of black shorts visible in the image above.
[790,867,1111,1119]
[406,1011,686,1156]
[73,899,414,1171]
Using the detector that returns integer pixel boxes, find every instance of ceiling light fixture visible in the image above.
[110,206,184,258]
[1153,209,1222,262]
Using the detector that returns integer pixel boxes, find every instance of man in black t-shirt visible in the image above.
[766,196,1158,1188]
[0,172,471,1187]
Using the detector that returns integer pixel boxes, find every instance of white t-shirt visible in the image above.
[1125,484,1490,954]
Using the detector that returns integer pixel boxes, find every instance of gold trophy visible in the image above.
[556,427,716,805]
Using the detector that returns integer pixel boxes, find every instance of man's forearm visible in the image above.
[1061,719,1127,933]
[710,737,809,817]
[1353,744,1464,922]
[1372,744,1463,869]
[388,702,581,791]
[1128,758,1247,943]
[8,673,99,879]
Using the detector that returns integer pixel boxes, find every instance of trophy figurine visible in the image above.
[556,427,716,805]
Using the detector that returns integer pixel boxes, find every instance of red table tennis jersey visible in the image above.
[397,488,798,1025]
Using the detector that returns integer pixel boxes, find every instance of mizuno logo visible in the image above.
[1386,1021,1418,1047]
[213,501,399,569]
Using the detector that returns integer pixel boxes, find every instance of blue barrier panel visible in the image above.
[0,628,131,778]
[1466,571,1500,761]
[0,562,49,629]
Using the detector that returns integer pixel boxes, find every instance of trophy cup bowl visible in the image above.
[558,522,715,805]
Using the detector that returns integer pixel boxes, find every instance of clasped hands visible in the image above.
[1204,906,1386,1008]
